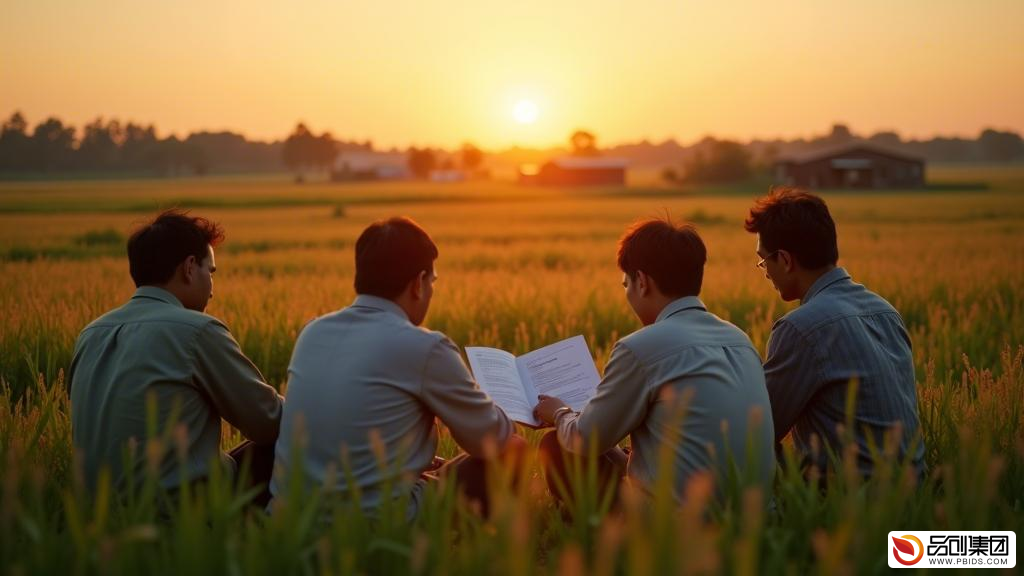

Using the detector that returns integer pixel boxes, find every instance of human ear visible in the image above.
[410,270,426,301]
[636,271,649,296]
[779,250,795,273]
[182,255,197,284]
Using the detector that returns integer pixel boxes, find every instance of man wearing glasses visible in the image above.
[745,188,924,481]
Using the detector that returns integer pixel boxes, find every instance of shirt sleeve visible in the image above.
[557,341,647,455]
[763,319,821,443]
[420,337,513,456]
[192,320,284,445]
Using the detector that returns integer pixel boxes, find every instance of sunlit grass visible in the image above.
[1,169,1023,573]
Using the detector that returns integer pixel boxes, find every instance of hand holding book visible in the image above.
[466,335,600,427]
[532,394,571,427]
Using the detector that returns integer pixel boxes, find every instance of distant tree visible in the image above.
[0,111,31,171]
[681,139,751,183]
[407,147,436,179]
[570,130,598,156]
[177,140,207,176]
[30,117,76,172]
[313,132,338,172]
[868,131,902,148]
[2,111,27,135]
[148,135,178,175]
[78,118,123,170]
[824,123,854,143]
[282,123,337,182]
[120,122,159,171]
[145,137,207,176]
[460,142,484,172]
[979,129,1024,162]
[283,123,316,182]
[283,123,311,175]
[186,131,284,173]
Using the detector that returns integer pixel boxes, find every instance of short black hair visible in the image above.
[744,187,838,269]
[127,209,225,287]
[617,218,706,298]
[354,217,438,299]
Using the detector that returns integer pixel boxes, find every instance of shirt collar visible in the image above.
[351,294,410,321]
[655,295,707,323]
[131,285,185,308]
[801,266,851,304]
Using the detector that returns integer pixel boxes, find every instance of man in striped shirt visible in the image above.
[745,188,925,480]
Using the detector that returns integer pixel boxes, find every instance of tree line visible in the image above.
[0,112,211,176]
[2,111,1022,181]
[0,111,488,181]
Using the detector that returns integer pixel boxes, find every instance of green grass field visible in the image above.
[1,166,1023,574]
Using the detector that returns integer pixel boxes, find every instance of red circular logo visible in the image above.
[892,534,924,566]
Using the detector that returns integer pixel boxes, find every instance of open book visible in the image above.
[466,335,600,427]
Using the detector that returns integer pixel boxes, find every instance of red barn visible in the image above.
[519,157,628,186]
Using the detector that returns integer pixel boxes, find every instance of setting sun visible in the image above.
[512,99,539,125]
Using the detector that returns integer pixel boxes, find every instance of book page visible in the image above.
[465,347,535,424]
[516,335,600,412]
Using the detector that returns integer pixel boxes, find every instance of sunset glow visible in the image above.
[1,0,1022,149]
[513,100,539,125]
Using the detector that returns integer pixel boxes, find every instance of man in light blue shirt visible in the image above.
[744,187,924,479]
[534,219,775,506]
[269,217,522,519]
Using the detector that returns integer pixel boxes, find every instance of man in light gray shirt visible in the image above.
[534,219,775,506]
[269,217,521,519]
[69,210,283,500]
[744,188,924,480]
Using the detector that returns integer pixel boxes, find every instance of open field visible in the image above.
[2,166,1024,574]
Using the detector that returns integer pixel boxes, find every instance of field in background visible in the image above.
[1,166,1023,574]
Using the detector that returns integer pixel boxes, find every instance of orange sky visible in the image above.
[2,0,1023,149]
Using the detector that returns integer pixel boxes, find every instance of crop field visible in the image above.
[1,166,1023,574]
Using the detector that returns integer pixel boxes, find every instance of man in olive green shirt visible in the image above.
[68,210,283,496]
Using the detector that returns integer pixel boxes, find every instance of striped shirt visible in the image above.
[765,267,925,477]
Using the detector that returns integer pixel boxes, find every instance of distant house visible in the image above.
[519,157,628,186]
[331,152,409,181]
[775,142,925,189]
[429,169,467,182]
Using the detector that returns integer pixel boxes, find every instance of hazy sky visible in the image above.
[2,0,1022,149]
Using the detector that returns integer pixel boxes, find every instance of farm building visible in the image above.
[519,157,628,186]
[775,142,925,189]
[331,152,409,181]
[429,169,468,182]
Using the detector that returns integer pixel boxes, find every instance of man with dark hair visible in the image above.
[744,187,924,479]
[269,216,522,519]
[534,218,774,506]
[69,209,283,501]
